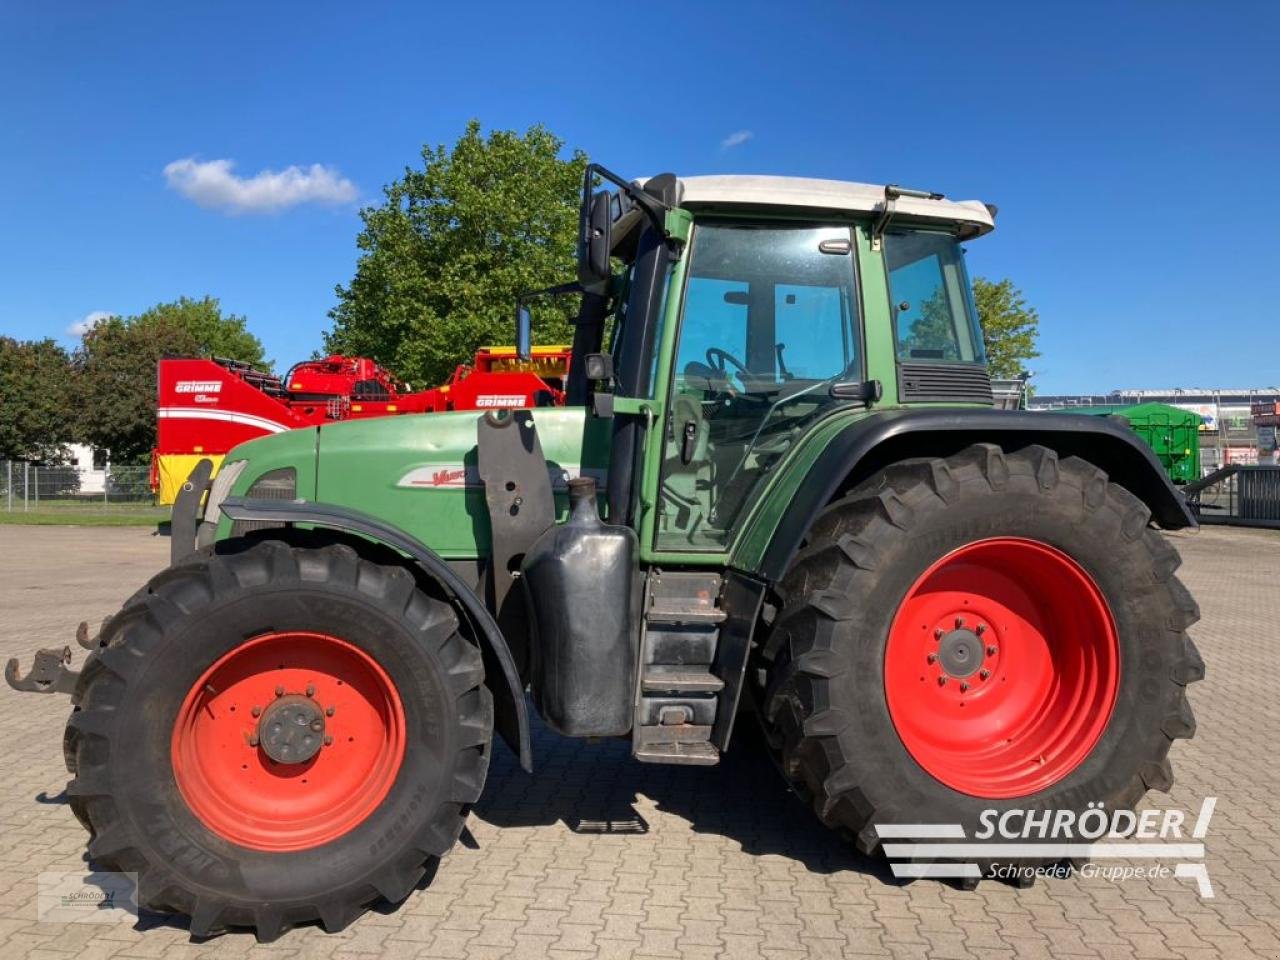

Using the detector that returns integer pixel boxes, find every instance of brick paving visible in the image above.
[0,522,1277,959]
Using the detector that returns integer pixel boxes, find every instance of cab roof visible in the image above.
[670,174,996,237]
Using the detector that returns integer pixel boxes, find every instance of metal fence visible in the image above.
[1185,465,1280,529]
[1,461,159,513]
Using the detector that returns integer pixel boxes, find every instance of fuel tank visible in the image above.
[520,476,637,737]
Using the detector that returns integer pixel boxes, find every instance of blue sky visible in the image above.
[1,1,1275,394]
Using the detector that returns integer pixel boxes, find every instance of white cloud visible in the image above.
[720,130,754,149]
[163,157,358,214]
[67,310,114,337]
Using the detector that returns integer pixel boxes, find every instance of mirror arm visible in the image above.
[584,163,669,238]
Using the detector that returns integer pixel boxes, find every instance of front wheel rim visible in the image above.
[171,631,406,851]
[884,537,1120,799]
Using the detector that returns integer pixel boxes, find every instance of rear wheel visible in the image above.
[759,444,1203,877]
[64,540,492,940]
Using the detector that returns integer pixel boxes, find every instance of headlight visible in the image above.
[202,459,247,525]
[246,467,296,500]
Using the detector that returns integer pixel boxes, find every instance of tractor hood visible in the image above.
[221,407,609,560]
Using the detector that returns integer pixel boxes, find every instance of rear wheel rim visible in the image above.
[884,537,1120,799]
[171,631,406,851]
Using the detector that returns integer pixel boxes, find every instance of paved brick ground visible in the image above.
[0,523,1277,959]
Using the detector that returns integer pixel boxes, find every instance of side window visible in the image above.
[885,231,984,363]
[676,278,748,375]
[774,283,851,380]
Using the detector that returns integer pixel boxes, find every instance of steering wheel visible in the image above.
[705,347,751,385]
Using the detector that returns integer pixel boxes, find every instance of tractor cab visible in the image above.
[561,167,997,550]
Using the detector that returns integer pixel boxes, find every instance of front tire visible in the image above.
[64,540,492,940]
[759,444,1203,874]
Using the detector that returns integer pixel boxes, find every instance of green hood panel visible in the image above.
[312,407,610,559]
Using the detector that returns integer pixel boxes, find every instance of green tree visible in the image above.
[325,120,586,386]
[132,296,267,368]
[973,277,1039,379]
[73,297,265,463]
[0,337,75,461]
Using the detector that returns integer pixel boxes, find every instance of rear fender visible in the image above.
[218,497,532,772]
[752,408,1197,582]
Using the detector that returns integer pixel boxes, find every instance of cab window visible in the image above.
[885,231,984,363]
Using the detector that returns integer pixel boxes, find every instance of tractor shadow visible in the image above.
[473,708,898,884]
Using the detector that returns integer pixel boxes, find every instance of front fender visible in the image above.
[743,408,1196,583]
[219,496,532,772]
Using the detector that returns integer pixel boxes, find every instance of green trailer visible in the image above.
[1062,402,1201,484]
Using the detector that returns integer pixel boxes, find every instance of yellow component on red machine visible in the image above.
[155,453,227,506]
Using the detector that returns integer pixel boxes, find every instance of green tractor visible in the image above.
[9,166,1203,939]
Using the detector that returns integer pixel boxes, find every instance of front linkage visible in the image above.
[5,620,98,696]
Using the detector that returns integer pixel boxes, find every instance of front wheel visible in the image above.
[759,444,1204,877]
[64,540,492,940]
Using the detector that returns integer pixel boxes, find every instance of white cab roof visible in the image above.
[671,175,995,236]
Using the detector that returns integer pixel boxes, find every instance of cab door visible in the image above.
[653,221,863,552]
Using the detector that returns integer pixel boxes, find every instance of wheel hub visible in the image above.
[937,629,982,679]
[258,694,325,764]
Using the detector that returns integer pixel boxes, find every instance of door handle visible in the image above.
[680,420,698,464]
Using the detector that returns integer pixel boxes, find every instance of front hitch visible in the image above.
[6,645,79,695]
[4,620,98,696]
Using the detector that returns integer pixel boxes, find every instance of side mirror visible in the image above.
[515,305,532,361]
[576,190,613,288]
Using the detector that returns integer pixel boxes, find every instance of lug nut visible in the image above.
[326,706,336,717]
[959,681,969,692]
[979,669,990,680]
[954,616,965,628]
[975,624,987,635]
[926,653,938,664]
[305,684,316,698]
[937,676,947,686]
[275,685,285,697]
[251,705,262,717]
[248,734,259,747]
[934,628,944,640]
[986,645,997,657]
[323,735,333,746]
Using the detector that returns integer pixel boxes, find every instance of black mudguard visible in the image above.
[758,407,1196,582]
[219,497,533,772]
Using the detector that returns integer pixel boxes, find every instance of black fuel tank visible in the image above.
[520,476,637,737]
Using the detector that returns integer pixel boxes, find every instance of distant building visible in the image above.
[1028,388,1280,470]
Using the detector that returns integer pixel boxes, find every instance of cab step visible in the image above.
[646,571,726,624]
[640,667,725,695]
[634,740,720,766]
[631,571,727,767]
[646,603,727,625]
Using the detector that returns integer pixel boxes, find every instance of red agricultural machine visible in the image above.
[151,346,571,502]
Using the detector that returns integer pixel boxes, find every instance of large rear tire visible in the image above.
[758,444,1203,877]
[64,539,492,940]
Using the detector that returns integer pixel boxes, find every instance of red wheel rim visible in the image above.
[171,631,405,851]
[885,537,1119,799]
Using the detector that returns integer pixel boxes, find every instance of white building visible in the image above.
[62,443,110,494]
